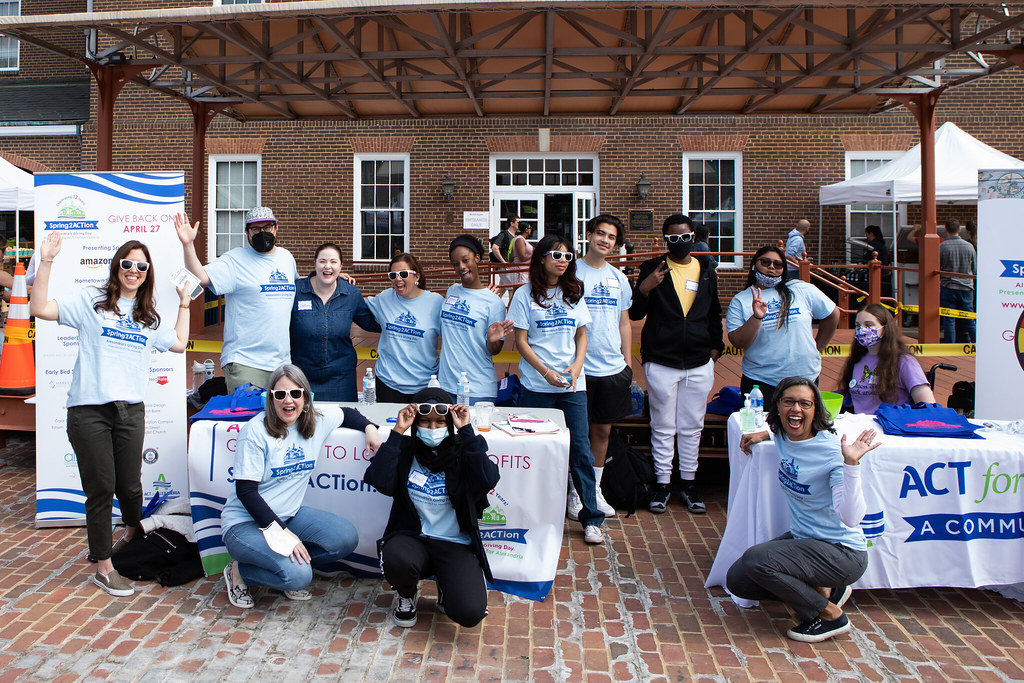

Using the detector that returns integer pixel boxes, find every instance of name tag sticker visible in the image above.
[408,470,428,487]
[445,296,459,306]
[103,311,119,320]
[685,280,699,292]
[297,300,313,311]
[530,301,546,311]
[606,278,621,289]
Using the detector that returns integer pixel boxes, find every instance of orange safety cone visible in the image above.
[0,261,35,396]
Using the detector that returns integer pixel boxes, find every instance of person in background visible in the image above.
[290,243,380,402]
[220,364,380,609]
[439,235,514,404]
[838,304,934,414]
[511,221,535,284]
[366,252,443,403]
[861,225,891,298]
[31,234,190,597]
[175,207,297,391]
[730,377,877,643]
[363,388,499,628]
[574,214,633,518]
[785,219,811,277]
[939,218,977,344]
[630,214,723,515]
[727,245,839,407]
[509,235,605,544]
[691,223,718,269]
[489,214,517,290]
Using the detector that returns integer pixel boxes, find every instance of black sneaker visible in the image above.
[648,485,670,514]
[392,594,417,627]
[785,613,851,643]
[679,482,706,514]
[829,585,852,609]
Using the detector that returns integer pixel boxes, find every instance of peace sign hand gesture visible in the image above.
[750,286,768,321]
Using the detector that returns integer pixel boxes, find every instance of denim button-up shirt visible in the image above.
[290,276,381,401]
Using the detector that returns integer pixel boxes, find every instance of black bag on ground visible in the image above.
[112,529,204,587]
[947,380,975,415]
[600,432,656,515]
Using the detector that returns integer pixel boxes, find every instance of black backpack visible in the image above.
[112,528,204,587]
[600,432,656,516]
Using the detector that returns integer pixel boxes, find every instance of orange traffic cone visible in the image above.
[0,262,35,396]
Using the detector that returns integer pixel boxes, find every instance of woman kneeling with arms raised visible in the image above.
[363,388,500,628]
[728,376,879,643]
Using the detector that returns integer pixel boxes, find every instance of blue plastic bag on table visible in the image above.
[189,383,266,422]
[873,402,984,439]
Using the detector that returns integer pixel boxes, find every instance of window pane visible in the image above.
[720,161,735,184]
[546,159,560,171]
[496,159,510,172]
[529,159,543,172]
[529,173,543,185]
[579,159,593,172]
[361,161,374,182]
[512,159,527,172]
[496,174,510,186]
[579,173,593,186]
[513,173,527,185]
[563,159,576,172]
[689,159,703,182]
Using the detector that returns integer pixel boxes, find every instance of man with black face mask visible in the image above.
[629,214,723,516]
[175,206,298,391]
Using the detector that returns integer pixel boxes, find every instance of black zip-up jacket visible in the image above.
[629,253,724,370]
[362,425,500,581]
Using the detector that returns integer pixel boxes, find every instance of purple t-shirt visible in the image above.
[849,353,928,414]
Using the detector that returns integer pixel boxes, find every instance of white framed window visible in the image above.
[682,153,742,268]
[845,152,904,261]
[207,154,261,260]
[354,154,409,261]
[0,0,20,72]
[493,156,596,188]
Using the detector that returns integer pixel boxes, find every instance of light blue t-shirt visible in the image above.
[407,458,471,545]
[785,229,805,273]
[220,406,349,532]
[726,280,835,385]
[58,287,176,407]
[366,289,443,394]
[775,430,867,551]
[577,260,631,377]
[438,284,507,398]
[508,283,592,394]
[205,244,298,371]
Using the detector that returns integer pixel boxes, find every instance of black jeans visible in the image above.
[66,402,146,561]
[381,534,488,627]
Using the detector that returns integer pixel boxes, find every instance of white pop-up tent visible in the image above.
[0,155,35,255]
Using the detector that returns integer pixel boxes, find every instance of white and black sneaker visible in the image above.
[786,613,851,643]
[392,594,417,627]
[648,485,671,514]
[829,585,853,609]
[223,561,254,609]
[679,482,706,514]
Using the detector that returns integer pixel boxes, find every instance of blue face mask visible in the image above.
[417,426,448,448]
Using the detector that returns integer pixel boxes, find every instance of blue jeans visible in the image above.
[222,506,358,591]
[940,287,976,344]
[519,388,604,528]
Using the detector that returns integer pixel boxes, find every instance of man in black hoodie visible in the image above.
[630,214,724,515]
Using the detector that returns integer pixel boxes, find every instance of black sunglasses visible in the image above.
[545,251,574,262]
[388,270,414,280]
[270,388,304,401]
[665,233,694,244]
[119,259,150,273]
[416,403,450,416]
[757,257,785,270]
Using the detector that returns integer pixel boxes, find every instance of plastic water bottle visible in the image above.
[428,374,441,389]
[362,368,376,406]
[457,372,471,406]
[749,384,765,426]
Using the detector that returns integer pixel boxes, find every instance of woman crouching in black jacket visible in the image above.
[363,387,500,628]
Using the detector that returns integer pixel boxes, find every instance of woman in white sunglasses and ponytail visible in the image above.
[30,235,191,597]
[218,364,381,608]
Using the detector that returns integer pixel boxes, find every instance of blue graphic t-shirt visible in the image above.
[438,285,507,398]
[775,430,867,551]
[576,260,632,377]
[58,287,177,407]
[366,289,444,394]
[205,244,298,371]
[725,280,836,385]
[407,458,471,545]
[508,283,592,393]
[220,406,350,532]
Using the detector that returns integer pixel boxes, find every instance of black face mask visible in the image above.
[250,231,276,253]
[667,241,692,260]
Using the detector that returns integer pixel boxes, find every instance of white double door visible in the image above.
[493,192,596,254]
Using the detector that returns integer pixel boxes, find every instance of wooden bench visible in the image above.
[611,411,730,460]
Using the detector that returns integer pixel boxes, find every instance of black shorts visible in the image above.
[585,366,634,424]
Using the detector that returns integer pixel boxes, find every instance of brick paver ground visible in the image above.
[1,433,1021,682]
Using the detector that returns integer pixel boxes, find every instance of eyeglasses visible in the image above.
[388,270,414,280]
[270,388,304,401]
[757,257,786,270]
[778,397,814,409]
[119,259,150,273]
[545,251,574,262]
[416,403,450,416]
[665,233,694,244]
[246,223,276,233]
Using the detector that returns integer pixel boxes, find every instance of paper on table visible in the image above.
[506,414,561,434]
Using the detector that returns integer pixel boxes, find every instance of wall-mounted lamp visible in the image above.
[636,173,652,202]
[441,173,456,202]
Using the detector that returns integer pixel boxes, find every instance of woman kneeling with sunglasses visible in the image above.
[219,364,381,608]
[363,388,499,628]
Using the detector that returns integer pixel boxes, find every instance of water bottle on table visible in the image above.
[362,368,376,406]
[749,384,765,427]
[457,372,471,406]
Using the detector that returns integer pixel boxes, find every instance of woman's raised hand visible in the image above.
[487,319,515,344]
[394,404,417,434]
[840,429,880,465]
[750,286,768,320]
[173,212,200,245]
[451,404,471,429]
[40,232,62,261]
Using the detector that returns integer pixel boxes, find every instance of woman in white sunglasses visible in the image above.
[219,364,381,609]
[363,387,499,628]
[30,235,191,597]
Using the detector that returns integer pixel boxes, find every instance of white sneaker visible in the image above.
[594,488,616,516]
[583,525,604,545]
[283,588,312,601]
[224,561,254,609]
[566,488,583,521]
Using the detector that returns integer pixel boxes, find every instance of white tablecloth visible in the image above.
[706,413,1024,594]
[187,403,569,601]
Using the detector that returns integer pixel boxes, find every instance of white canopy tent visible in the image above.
[0,155,34,256]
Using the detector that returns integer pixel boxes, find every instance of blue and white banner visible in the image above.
[34,172,187,526]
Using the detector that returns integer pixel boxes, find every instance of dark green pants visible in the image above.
[66,402,146,561]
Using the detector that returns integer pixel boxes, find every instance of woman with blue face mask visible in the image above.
[362,387,500,629]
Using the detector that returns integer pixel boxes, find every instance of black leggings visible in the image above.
[381,534,488,627]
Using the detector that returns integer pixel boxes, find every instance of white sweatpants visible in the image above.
[644,359,715,484]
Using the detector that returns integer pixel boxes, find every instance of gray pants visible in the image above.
[223,362,273,392]
[726,532,868,621]
[66,402,146,561]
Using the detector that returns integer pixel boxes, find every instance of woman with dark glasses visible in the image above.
[30,235,191,597]
[726,245,839,406]
[219,364,381,609]
[363,387,499,628]
[365,252,443,403]
[508,235,605,545]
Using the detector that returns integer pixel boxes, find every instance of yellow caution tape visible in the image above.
[853,297,976,320]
